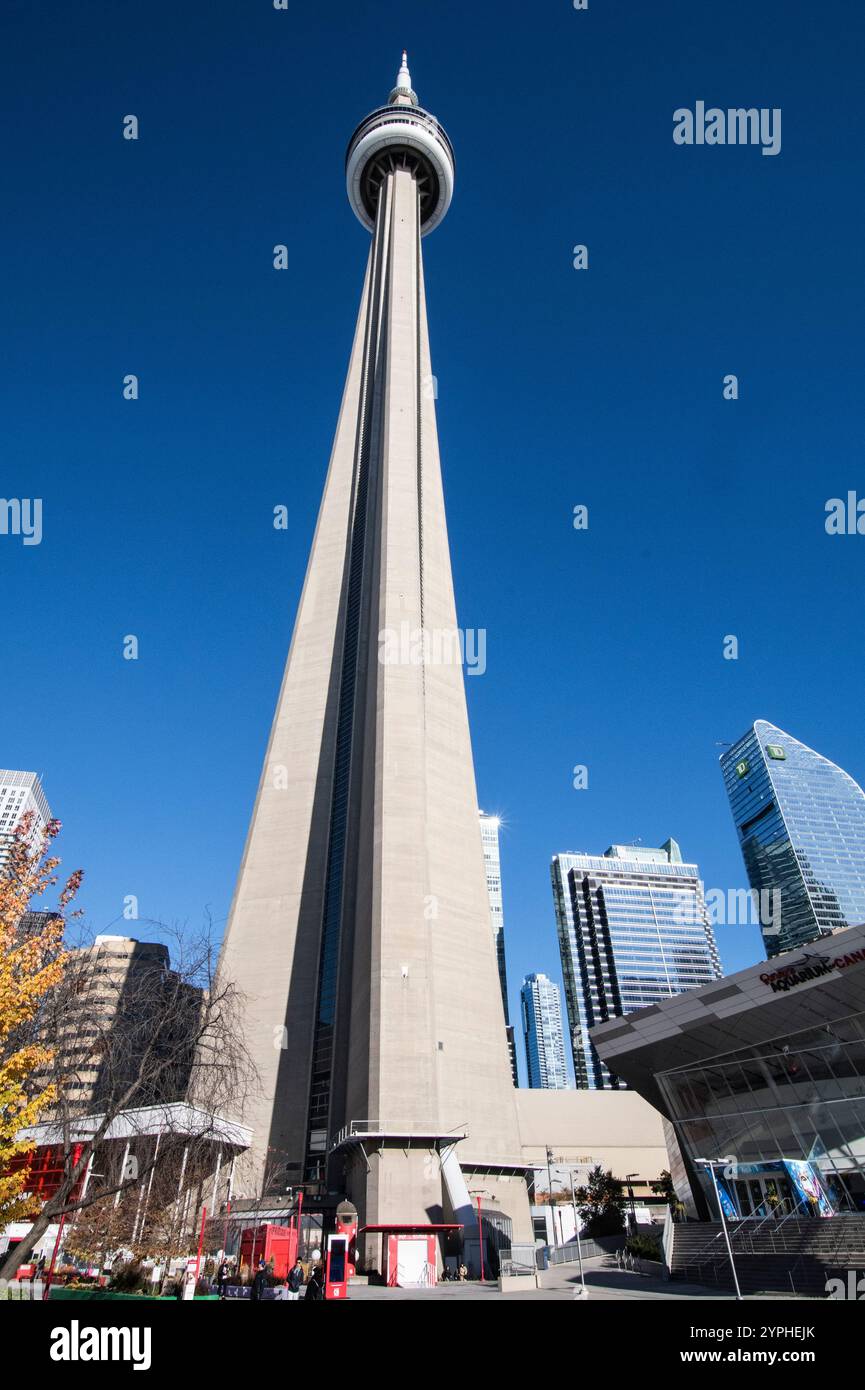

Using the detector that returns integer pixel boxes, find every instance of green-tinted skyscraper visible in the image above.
[721,720,865,957]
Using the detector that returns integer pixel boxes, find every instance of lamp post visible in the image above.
[545,1146,557,1248]
[569,1172,586,1295]
[469,1188,492,1283]
[294,1188,304,1264]
[551,1173,587,1296]
[695,1157,742,1301]
[194,1205,207,1284]
[624,1172,639,1233]
[42,1212,67,1301]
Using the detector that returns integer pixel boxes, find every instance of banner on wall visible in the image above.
[713,1177,739,1221]
[784,1159,835,1217]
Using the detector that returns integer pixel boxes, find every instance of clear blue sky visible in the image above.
[4,2,864,1083]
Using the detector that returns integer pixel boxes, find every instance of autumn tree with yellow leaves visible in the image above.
[0,893,255,1283]
[0,815,82,1228]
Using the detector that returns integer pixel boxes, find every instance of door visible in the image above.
[396,1236,429,1287]
[734,1174,793,1218]
[734,1179,753,1216]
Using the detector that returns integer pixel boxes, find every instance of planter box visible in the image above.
[498,1273,540,1293]
[48,1289,163,1301]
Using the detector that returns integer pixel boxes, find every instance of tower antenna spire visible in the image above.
[389,49,418,106]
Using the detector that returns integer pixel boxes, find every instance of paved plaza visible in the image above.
[344,1260,741,1302]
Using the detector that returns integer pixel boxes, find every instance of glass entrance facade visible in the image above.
[730,1168,794,1219]
[657,1009,865,1215]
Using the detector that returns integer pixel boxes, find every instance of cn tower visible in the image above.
[219,54,530,1272]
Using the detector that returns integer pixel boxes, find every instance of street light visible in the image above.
[694,1157,742,1301]
[545,1147,555,1239]
[567,1172,587,1297]
[468,1188,491,1283]
[624,1173,639,1233]
[549,1167,587,1298]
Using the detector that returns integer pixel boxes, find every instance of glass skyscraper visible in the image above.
[551,841,722,1089]
[520,973,569,1090]
[479,811,518,1084]
[721,720,865,958]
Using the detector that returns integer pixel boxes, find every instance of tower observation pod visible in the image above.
[217,54,531,1280]
[345,52,455,235]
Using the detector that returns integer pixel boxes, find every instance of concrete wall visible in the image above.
[515,1088,669,1188]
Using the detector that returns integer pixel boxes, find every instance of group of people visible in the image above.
[217,1257,324,1301]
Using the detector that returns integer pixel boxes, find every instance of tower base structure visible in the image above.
[333,1128,533,1276]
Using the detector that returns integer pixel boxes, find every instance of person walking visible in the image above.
[250,1258,268,1302]
[304,1264,324,1301]
[217,1259,230,1299]
[287,1259,305,1301]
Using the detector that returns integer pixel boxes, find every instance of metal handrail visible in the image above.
[692,1260,722,1287]
[786,1210,865,1295]
[681,1217,776,1273]
[678,1206,865,1290]
[546,1236,620,1266]
[499,1256,535,1278]
[733,1200,805,1254]
[677,1194,811,1270]
[332,1118,471,1146]
[676,1220,734,1269]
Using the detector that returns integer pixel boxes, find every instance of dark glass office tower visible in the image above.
[551,841,721,1090]
[721,721,865,958]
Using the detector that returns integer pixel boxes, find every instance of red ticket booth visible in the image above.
[325,1200,358,1300]
[239,1223,295,1279]
[361,1224,462,1288]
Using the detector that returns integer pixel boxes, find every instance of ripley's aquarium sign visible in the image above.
[761,946,865,993]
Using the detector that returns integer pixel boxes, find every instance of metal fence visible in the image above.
[543,1234,626,1267]
[498,1243,537,1278]
[1,1279,45,1301]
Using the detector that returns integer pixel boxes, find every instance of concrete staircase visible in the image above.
[669,1216,865,1297]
